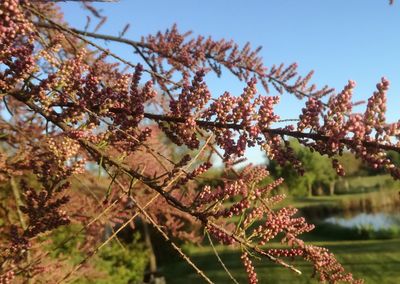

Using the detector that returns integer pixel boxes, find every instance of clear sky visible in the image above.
[59,0,400,165]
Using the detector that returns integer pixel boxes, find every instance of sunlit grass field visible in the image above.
[162,176,400,284]
[162,239,400,284]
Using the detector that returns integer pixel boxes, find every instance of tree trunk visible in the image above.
[307,183,313,197]
[329,181,335,196]
[143,221,158,283]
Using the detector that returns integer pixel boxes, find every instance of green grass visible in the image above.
[162,239,400,284]
[343,175,397,188]
[159,175,400,283]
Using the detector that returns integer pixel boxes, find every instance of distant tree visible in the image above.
[336,152,364,177]
[268,140,336,196]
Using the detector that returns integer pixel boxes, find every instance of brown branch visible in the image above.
[58,147,214,283]
[8,92,303,276]
[10,177,27,230]
[34,21,177,101]
[128,192,214,284]
[203,220,303,275]
[6,86,399,155]
[25,6,181,88]
[34,22,316,99]
[9,92,192,215]
[206,231,240,284]
[143,113,400,153]
[35,22,147,50]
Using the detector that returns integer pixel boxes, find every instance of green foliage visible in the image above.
[355,224,400,240]
[334,174,400,195]
[387,150,400,167]
[268,139,336,196]
[268,141,400,197]
[162,239,400,284]
[45,226,149,283]
[336,152,364,177]
[44,223,86,265]
[196,167,224,188]
[91,237,149,284]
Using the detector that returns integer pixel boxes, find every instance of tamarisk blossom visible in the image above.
[0,0,394,283]
[196,167,361,283]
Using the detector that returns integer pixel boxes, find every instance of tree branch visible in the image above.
[35,21,318,100]
[142,113,400,153]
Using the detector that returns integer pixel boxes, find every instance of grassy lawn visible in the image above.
[160,177,400,283]
[162,239,400,284]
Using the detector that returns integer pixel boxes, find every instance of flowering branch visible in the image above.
[36,21,333,99]
[1,0,395,283]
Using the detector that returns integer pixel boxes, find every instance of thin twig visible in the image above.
[36,22,319,100]
[206,231,240,284]
[26,7,181,88]
[10,177,27,230]
[144,113,400,153]
[130,195,214,284]
[9,91,304,277]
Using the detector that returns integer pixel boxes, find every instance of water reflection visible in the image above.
[324,212,400,230]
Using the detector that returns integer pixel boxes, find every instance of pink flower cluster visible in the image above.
[303,245,363,284]
[173,162,212,189]
[199,167,361,283]
[267,248,304,258]
[2,2,390,283]
[194,179,247,208]
[297,97,324,132]
[164,70,211,149]
[206,225,236,245]
[297,77,400,179]
[201,79,280,159]
[255,207,314,246]
[139,25,333,99]
[0,0,35,92]
[241,252,258,284]
[20,186,70,238]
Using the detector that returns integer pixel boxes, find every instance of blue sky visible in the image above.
[59,0,400,165]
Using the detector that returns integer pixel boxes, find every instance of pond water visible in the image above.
[324,212,400,230]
